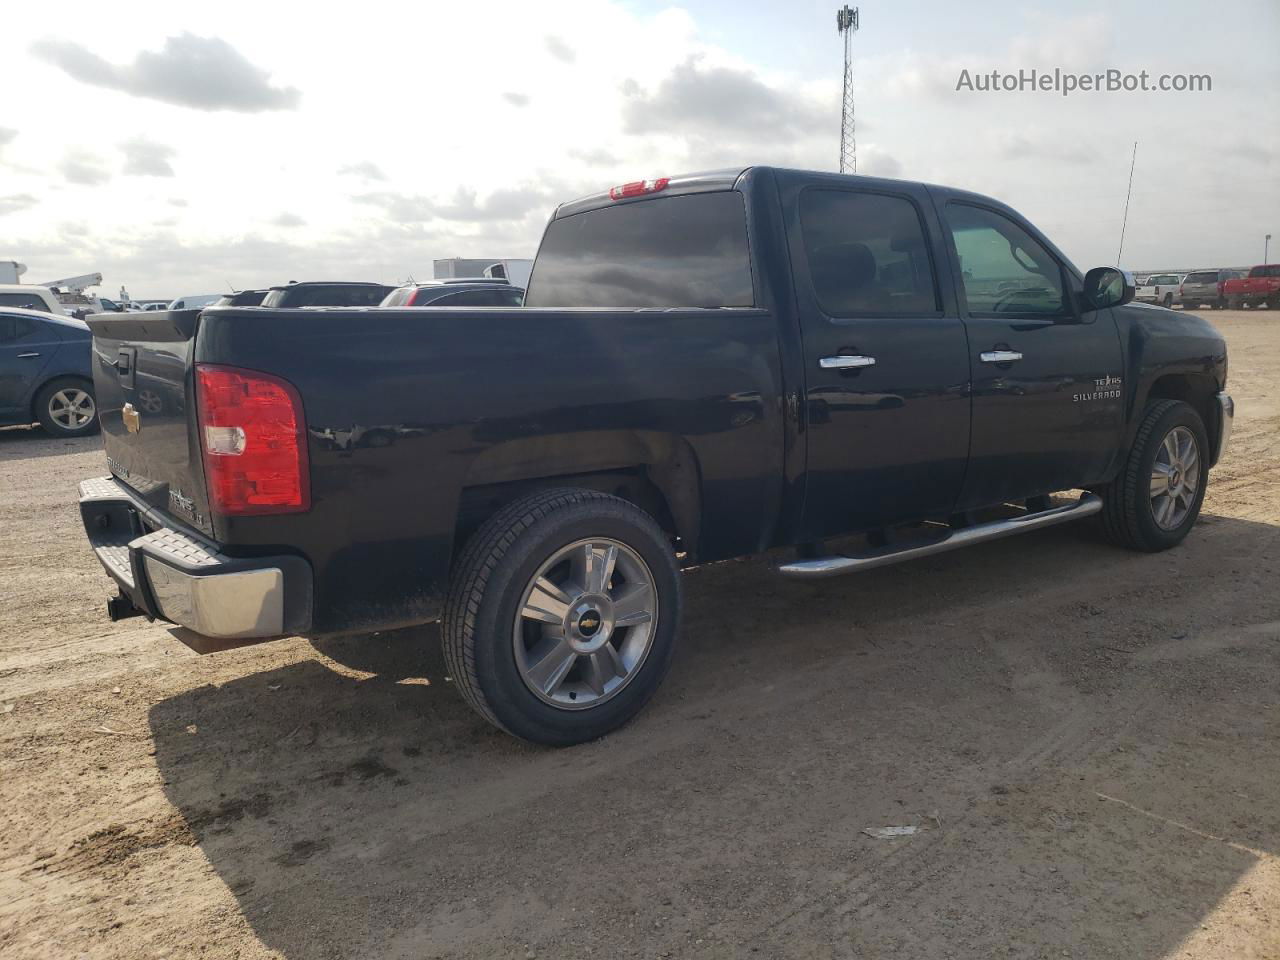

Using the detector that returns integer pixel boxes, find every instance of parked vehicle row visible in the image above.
[1130,266,1280,311]
[77,165,1233,746]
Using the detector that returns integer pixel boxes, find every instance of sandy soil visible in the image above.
[1,309,1277,960]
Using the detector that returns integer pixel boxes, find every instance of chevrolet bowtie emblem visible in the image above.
[122,402,141,434]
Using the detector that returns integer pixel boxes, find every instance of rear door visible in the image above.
[783,177,971,540]
[936,198,1124,508]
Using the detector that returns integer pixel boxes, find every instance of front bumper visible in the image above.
[1214,392,1234,466]
[79,476,312,641]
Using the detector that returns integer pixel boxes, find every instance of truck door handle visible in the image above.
[819,355,876,369]
[18,352,41,359]
[980,350,1023,363]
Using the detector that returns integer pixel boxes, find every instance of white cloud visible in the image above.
[0,194,39,216]
[121,137,177,176]
[338,162,386,181]
[544,36,576,63]
[31,33,300,112]
[59,151,111,185]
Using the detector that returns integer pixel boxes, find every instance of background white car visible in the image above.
[1136,273,1184,308]
[0,284,71,316]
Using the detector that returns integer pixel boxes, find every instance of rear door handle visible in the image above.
[18,352,40,359]
[819,355,876,369]
[980,350,1023,363]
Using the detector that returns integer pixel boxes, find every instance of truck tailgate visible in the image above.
[87,310,213,536]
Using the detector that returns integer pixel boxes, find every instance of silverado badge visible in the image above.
[122,402,141,434]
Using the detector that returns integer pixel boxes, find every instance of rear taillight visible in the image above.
[196,364,309,515]
[608,177,669,201]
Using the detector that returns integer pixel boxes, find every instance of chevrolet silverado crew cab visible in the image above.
[78,167,1233,745]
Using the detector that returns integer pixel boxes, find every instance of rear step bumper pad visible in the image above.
[778,493,1103,579]
[78,476,313,639]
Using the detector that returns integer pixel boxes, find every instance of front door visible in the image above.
[936,198,1125,509]
[785,179,971,541]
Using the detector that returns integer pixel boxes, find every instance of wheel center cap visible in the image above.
[567,596,613,653]
[1170,468,1181,488]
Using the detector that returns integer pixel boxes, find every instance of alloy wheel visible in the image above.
[512,538,658,710]
[48,389,95,431]
[1150,425,1200,530]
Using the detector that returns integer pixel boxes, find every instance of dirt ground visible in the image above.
[1,309,1277,960]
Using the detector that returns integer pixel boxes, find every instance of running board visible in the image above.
[778,494,1103,579]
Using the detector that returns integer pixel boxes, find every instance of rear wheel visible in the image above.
[1162,293,1173,308]
[35,378,99,438]
[1099,400,1207,552]
[1183,300,1199,310]
[442,488,681,745]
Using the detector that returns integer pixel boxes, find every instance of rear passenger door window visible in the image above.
[799,190,940,316]
[945,204,1069,318]
[0,314,40,342]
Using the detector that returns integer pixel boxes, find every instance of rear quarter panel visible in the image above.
[195,305,785,634]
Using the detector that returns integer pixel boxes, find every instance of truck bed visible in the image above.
[88,304,785,633]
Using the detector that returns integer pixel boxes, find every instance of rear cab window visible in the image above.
[525,192,754,308]
[1184,272,1218,284]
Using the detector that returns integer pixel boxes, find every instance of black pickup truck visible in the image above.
[79,166,1233,745]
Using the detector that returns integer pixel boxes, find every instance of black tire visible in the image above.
[34,377,99,438]
[1098,400,1208,552]
[1162,293,1173,308]
[442,488,682,746]
[1183,300,1199,310]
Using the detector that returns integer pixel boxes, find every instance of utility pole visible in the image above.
[837,5,859,174]
[1116,141,1137,265]
[1266,233,1272,265]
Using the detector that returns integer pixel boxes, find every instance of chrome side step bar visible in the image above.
[778,494,1103,580]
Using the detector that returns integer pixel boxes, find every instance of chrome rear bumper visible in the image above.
[78,476,312,641]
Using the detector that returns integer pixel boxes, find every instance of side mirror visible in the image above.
[1083,267,1135,309]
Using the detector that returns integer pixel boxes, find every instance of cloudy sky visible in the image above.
[1,0,1276,298]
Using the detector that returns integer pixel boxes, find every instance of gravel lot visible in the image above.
[1,309,1277,960]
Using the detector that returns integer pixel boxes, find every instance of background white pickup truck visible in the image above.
[1136,273,1184,307]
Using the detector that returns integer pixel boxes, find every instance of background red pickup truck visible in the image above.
[1224,264,1280,309]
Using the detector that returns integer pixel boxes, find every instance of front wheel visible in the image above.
[1098,400,1208,552]
[442,489,681,746]
[35,378,99,438]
